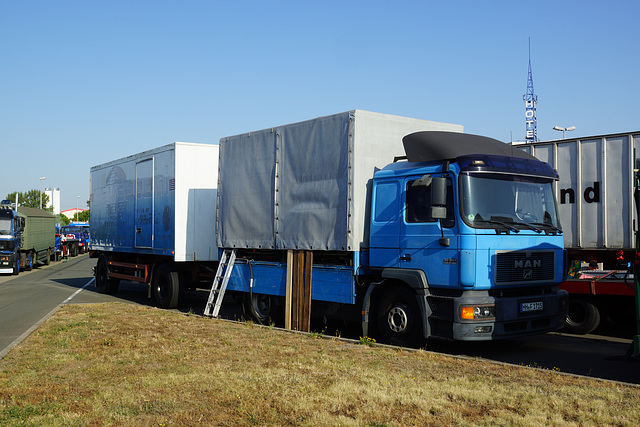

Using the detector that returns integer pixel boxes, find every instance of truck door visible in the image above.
[399,175,459,286]
[135,159,153,248]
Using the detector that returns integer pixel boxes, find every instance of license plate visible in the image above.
[520,301,543,312]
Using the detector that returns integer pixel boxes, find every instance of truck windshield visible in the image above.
[0,218,12,235]
[460,173,561,232]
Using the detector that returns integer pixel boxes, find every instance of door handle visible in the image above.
[400,254,412,261]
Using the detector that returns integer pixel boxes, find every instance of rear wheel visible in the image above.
[243,293,273,324]
[564,297,601,335]
[376,286,424,348]
[152,265,180,309]
[95,256,120,294]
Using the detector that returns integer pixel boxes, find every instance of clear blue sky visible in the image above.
[1,1,638,210]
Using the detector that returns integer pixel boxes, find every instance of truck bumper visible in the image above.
[0,252,17,274]
[446,288,569,341]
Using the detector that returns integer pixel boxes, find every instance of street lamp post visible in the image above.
[39,177,46,209]
[553,125,576,139]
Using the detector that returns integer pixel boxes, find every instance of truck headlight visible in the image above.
[460,305,495,320]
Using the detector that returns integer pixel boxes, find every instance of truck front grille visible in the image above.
[495,250,555,285]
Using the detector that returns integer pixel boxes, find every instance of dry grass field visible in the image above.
[1,302,639,426]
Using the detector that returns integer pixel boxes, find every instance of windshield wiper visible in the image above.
[511,222,543,233]
[531,222,562,233]
[474,219,519,233]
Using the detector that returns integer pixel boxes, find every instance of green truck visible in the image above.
[0,204,56,274]
[18,207,56,270]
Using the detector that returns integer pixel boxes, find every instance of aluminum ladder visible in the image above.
[204,249,236,317]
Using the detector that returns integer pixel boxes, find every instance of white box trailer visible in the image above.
[90,142,219,261]
[517,132,640,254]
[217,109,464,252]
[90,142,219,308]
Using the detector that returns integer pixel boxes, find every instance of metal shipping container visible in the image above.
[516,132,640,250]
[90,142,219,261]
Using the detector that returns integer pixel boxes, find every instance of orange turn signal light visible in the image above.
[461,306,475,320]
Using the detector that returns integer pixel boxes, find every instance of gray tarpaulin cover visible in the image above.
[217,110,463,251]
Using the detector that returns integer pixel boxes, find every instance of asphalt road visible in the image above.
[1,255,639,385]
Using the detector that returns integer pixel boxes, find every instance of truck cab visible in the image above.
[0,201,24,275]
[61,223,89,255]
[369,132,568,341]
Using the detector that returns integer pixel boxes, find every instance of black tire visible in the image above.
[243,293,273,324]
[71,243,78,257]
[25,252,33,271]
[12,258,19,275]
[152,265,180,309]
[95,256,120,294]
[564,298,601,335]
[376,286,424,348]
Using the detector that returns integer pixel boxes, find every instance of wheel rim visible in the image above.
[387,305,409,333]
[156,276,168,300]
[251,294,271,321]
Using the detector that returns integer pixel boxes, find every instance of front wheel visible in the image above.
[376,286,424,348]
[24,252,33,271]
[152,265,181,309]
[12,258,19,275]
[95,256,120,294]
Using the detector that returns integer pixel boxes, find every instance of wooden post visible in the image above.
[285,250,293,330]
[290,250,312,332]
[302,250,313,332]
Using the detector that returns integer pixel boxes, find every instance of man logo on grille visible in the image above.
[523,270,533,279]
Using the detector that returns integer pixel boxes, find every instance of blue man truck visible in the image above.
[0,202,55,274]
[214,110,568,346]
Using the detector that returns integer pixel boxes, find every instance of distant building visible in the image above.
[44,187,60,215]
[61,208,88,220]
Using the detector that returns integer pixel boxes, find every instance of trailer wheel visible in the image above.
[25,252,33,271]
[376,286,424,348]
[95,256,120,294]
[564,298,601,335]
[243,293,272,325]
[152,265,180,309]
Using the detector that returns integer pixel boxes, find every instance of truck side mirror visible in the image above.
[431,177,447,219]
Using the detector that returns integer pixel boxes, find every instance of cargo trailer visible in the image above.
[89,142,219,308]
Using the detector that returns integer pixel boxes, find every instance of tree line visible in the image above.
[4,190,90,225]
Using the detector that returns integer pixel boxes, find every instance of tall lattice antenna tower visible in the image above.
[523,39,538,143]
